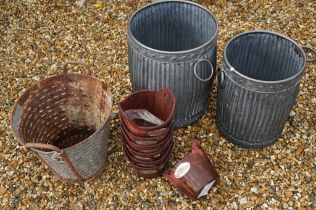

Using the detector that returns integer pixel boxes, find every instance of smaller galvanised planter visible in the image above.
[119,88,175,137]
[164,141,219,200]
[216,30,316,148]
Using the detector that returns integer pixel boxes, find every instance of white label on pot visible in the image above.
[174,162,190,178]
[198,180,215,198]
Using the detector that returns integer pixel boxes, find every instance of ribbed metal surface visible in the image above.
[216,75,300,148]
[216,31,306,148]
[128,1,218,128]
[36,150,77,179]
[65,124,109,179]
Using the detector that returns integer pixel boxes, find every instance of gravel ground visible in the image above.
[0,0,315,209]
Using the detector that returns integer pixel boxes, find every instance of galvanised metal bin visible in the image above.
[128,0,218,128]
[216,30,315,149]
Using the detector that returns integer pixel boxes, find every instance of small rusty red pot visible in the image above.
[135,165,166,179]
[123,141,174,166]
[119,113,174,138]
[124,136,173,161]
[121,126,173,152]
[123,145,173,178]
[164,140,220,200]
[119,88,175,137]
[120,116,172,145]
[123,152,169,179]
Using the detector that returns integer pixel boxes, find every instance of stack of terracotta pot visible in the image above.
[119,88,175,178]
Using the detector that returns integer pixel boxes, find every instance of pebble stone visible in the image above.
[0,0,315,209]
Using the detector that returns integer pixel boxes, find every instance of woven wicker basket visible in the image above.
[10,61,113,182]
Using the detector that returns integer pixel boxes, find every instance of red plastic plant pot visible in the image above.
[121,126,173,152]
[123,142,173,169]
[119,88,175,137]
[135,166,166,179]
[164,140,220,200]
[124,146,172,179]
[122,132,173,155]
[123,141,174,166]
[124,135,173,161]
[120,116,173,145]
[120,113,174,138]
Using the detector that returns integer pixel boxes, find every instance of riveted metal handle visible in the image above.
[194,59,214,82]
[216,70,225,88]
[62,60,92,75]
[302,46,316,62]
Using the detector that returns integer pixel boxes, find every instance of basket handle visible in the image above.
[302,46,316,63]
[216,69,226,88]
[194,58,214,82]
[62,60,92,75]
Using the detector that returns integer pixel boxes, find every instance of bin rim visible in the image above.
[223,30,307,84]
[128,0,218,55]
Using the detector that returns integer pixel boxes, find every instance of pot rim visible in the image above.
[120,115,173,142]
[119,89,175,132]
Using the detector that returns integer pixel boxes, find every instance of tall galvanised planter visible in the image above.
[128,0,218,128]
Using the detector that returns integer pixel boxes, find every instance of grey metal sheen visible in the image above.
[216,30,307,149]
[128,0,218,128]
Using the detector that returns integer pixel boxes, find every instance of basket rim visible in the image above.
[223,30,307,84]
[10,73,113,151]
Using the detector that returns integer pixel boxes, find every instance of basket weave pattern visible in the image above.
[11,61,113,182]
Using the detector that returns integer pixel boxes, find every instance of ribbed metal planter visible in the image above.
[128,0,218,128]
[216,30,315,149]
